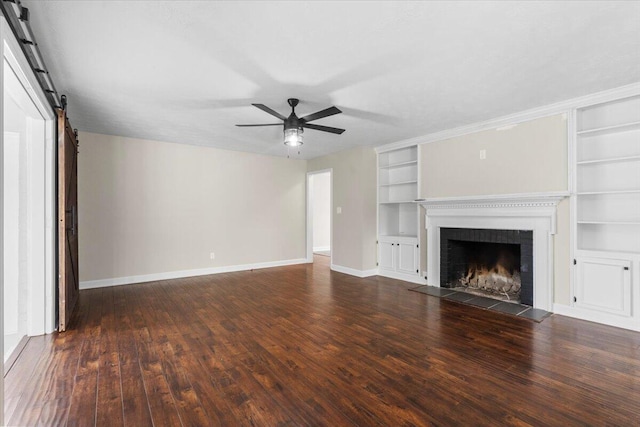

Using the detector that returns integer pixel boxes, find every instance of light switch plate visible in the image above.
[337,207,342,214]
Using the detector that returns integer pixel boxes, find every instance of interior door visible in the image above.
[58,109,79,331]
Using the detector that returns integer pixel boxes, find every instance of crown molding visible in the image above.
[416,191,569,209]
[376,82,640,153]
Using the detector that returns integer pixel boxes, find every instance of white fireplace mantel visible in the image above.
[419,191,569,312]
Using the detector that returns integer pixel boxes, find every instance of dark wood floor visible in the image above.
[5,255,640,426]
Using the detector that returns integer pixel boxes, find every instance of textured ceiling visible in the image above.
[23,1,640,159]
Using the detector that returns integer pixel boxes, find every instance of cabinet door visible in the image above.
[396,242,418,275]
[379,242,395,271]
[576,257,631,316]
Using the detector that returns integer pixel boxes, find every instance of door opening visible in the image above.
[1,27,57,425]
[307,170,332,264]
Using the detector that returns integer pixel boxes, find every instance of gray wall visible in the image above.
[78,132,307,283]
[308,146,377,272]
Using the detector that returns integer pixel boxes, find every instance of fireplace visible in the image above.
[420,193,567,311]
[440,228,533,306]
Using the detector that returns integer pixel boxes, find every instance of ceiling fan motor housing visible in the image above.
[285,98,302,131]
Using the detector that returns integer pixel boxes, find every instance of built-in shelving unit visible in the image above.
[573,94,640,325]
[378,146,418,236]
[576,95,640,253]
[377,145,423,284]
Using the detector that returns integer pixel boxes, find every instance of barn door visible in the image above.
[58,109,79,331]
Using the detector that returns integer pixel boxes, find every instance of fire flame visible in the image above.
[459,253,521,295]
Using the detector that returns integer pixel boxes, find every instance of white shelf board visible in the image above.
[379,180,418,187]
[379,200,418,204]
[578,221,640,225]
[379,234,418,239]
[577,244,640,255]
[577,120,640,137]
[378,160,417,170]
[577,189,640,196]
[577,155,640,166]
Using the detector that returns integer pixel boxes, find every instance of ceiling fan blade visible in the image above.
[252,103,286,121]
[300,106,342,123]
[302,123,345,135]
[236,123,282,127]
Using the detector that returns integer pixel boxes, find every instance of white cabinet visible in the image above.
[378,236,419,278]
[576,256,631,316]
[377,145,424,284]
[379,241,395,270]
[572,95,640,327]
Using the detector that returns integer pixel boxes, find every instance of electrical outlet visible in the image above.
[479,149,486,160]
[210,252,215,260]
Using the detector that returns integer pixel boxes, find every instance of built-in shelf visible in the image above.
[379,160,418,170]
[577,120,640,137]
[379,180,418,187]
[378,146,421,279]
[577,155,640,166]
[379,200,417,204]
[577,189,640,196]
[379,234,418,239]
[573,94,640,323]
[578,221,640,225]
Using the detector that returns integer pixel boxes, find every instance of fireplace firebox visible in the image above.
[440,228,533,306]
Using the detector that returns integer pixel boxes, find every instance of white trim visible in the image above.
[2,42,53,120]
[420,192,568,312]
[80,258,308,290]
[568,108,578,313]
[331,263,377,278]
[0,20,6,422]
[376,82,640,153]
[553,303,640,332]
[313,246,330,252]
[44,118,56,333]
[418,191,569,206]
[378,269,427,285]
[25,116,48,337]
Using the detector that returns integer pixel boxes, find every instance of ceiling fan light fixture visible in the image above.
[284,127,303,147]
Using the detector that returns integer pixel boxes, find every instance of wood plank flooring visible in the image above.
[5,255,640,426]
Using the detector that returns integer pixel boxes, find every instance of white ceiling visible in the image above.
[23,1,640,159]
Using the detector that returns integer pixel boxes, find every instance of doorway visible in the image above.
[2,23,57,362]
[307,170,332,264]
[1,18,57,423]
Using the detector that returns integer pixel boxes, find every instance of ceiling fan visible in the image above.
[236,98,345,147]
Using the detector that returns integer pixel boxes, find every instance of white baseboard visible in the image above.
[378,269,427,285]
[553,303,639,332]
[313,246,330,252]
[80,258,308,290]
[330,264,377,278]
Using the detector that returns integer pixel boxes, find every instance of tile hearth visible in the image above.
[409,285,552,322]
